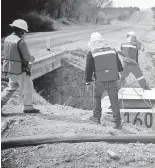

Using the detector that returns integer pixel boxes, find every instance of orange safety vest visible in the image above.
[92,48,118,82]
[121,42,138,63]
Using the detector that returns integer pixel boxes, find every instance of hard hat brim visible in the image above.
[127,34,136,37]
[9,24,29,32]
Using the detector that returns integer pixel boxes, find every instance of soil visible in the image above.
[1,103,155,168]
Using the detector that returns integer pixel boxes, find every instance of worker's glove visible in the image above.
[30,56,35,63]
[118,72,122,80]
[86,82,91,92]
[28,62,33,69]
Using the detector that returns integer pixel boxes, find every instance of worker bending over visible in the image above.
[117,31,150,90]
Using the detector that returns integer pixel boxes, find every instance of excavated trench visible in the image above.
[33,50,94,110]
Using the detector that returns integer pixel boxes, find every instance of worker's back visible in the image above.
[92,47,118,82]
[121,42,138,63]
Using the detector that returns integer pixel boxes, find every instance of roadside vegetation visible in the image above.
[2,0,140,36]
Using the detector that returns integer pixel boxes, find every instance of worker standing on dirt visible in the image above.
[117,31,150,90]
[85,32,124,129]
[1,19,40,114]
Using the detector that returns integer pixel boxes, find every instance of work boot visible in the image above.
[89,116,101,124]
[113,121,122,129]
[23,108,40,113]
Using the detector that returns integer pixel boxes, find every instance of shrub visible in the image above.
[23,11,55,32]
[117,12,129,21]
[151,7,155,11]
[106,17,113,24]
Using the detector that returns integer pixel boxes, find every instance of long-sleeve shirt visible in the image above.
[117,40,144,63]
[85,51,123,83]
[18,39,34,62]
[2,33,34,75]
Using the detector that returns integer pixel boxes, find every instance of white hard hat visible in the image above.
[9,19,28,32]
[90,32,103,41]
[127,31,136,37]
[88,32,105,49]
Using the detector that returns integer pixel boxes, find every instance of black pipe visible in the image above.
[2,134,155,150]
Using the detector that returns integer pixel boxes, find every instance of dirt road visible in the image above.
[26,10,154,52]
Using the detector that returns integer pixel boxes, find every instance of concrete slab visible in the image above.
[101,88,155,128]
[102,88,155,109]
[118,88,155,100]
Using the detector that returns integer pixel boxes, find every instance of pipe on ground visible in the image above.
[2,133,155,150]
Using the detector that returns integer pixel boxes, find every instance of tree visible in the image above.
[84,0,113,23]
[89,0,113,8]
[46,0,67,18]
[28,0,48,13]
[151,7,155,11]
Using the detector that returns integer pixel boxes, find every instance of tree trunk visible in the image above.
[57,5,61,18]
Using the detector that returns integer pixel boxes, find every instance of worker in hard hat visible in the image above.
[85,32,124,129]
[1,19,40,114]
[117,31,150,90]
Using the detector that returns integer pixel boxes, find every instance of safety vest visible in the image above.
[2,34,22,75]
[121,42,138,63]
[92,48,118,82]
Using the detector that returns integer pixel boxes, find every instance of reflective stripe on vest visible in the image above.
[2,34,22,75]
[121,43,138,63]
[92,49,118,82]
[93,50,116,57]
[121,44,137,49]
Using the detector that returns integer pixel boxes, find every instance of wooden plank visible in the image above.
[102,97,155,109]
[117,99,155,109]
[105,109,155,113]
[103,109,155,129]
[118,88,155,100]
[102,88,155,109]
[118,95,155,100]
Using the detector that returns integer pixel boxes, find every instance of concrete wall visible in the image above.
[34,52,94,110]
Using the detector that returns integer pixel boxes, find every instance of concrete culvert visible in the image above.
[33,50,95,110]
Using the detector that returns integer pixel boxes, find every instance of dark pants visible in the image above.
[122,62,149,89]
[93,80,121,123]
